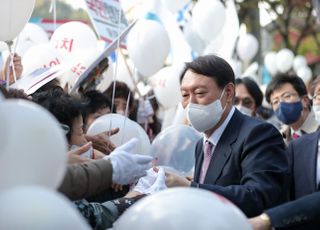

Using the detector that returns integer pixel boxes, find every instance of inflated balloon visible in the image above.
[87,113,151,155]
[161,0,190,13]
[14,23,49,56]
[0,41,8,52]
[0,186,90,230]
[293,55,307,72]
[22,43,64,76]
[50,21,98,59]
[236,33,259,62]
[203,33,224,55]
[264,52,278,76]
[151,125,201,176]
[183,20,206,54]
[0,0,35,42]
[149,66,182,108]
[127,19,170,77]
[297,66,312,84]
[276,49,294,73]
[114,187,251,230]
[192,0,226,43]
[0,100,67,190]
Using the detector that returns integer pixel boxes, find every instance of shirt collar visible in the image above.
[204,106,235,146]
[291,110,319,135]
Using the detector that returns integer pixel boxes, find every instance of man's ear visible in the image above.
[225,83,235,103]
[301,95,310,109]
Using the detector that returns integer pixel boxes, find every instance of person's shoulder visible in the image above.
[290,130,320,147]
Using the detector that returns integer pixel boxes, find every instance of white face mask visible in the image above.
[70,145,94,159]
[236,105,253,117]
[186,89,225,132]
[313,105,320,124]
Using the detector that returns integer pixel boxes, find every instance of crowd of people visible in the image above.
[1,53,319,230]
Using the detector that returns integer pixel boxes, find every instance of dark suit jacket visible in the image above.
[191,109,289,217]
[266,192,320,230]
[287,131,320,200]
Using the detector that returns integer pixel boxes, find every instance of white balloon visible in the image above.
[236,33,259,62]
[183,20,206,54]
[161,0,190,13]
[0,0,35,42]
[87,113,151,155]
[0,100,67,190]
[0,186,90,230]
[297,66,312,84]
[127,19,170,77]
[276,49,294,73]
[22,43,64,76]
[50,21,98,59]
[264,52,278,76]
[293,55,307,72]
[149,66,182,108]
[114,187,251,230]
[0,41,8,52]
[203,33,224,55]
[14,23,49,56]
[151,125,201,176]
[192,0,226,42]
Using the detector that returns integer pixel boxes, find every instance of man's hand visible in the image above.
[85,128,119,155]
[165,171,191,187]
[248,214,272,230]
[67,142,92,164]
[1,54,23,84]
[104,138,153,185]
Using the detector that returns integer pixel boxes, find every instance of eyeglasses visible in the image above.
[234,96,254,108]
[270,92,299,107]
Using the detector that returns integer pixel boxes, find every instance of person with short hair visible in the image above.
[265,74,318,143]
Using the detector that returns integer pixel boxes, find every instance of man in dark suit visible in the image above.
[165,55,289,217]
[249,192,320,230]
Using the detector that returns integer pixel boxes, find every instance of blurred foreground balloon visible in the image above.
[0,186,90,230]
[87,113,151,155]
[114,187,251,230]
[151,125,201,176]
[127,19,170,77]
[161,0,190,13]
[297,66,312,84]
[0,100,67,190]
[0,0,35,42]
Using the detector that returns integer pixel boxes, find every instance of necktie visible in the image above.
[292,132,300,139]
[199,141,213,184]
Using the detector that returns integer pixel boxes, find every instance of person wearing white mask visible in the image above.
[235,77,263,117]
[164,54,289,217]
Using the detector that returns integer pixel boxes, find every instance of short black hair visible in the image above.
[265,74,307,103]
[235,77,263,107]
[33,89,84,141]
[82,89,113,118]
[179,54,235,89]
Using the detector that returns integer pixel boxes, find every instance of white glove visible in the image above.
[132,167,167,194]
[104,138,153,185]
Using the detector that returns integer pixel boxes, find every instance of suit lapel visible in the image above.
[204,110,243,184]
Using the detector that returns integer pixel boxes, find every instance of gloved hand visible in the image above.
[132,167,167,194]
[104,138,153,185]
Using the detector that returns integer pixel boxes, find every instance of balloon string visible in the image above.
[50,0,57,30]
[121,91,131,145]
